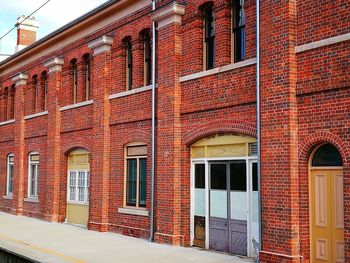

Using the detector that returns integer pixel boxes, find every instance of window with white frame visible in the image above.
[68,170,90,204]
[6,154,14,196]
[125,145,147,208]
[28,152,39,198]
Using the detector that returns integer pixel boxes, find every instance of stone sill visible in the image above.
[24,111,48,120]
[0,119,15,126]
[118,207,149,217]
[24,197,39,203]
[109,85,154,100]
[3,195,13,200]
[60,100,93,111]
[179,58,257,83]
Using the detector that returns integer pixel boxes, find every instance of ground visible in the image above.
[0,212,253,263]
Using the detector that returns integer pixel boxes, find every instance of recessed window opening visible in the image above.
[203,4,215,70]
[232,0,246,62]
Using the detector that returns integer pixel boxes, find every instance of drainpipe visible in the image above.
[149,0,156,242]
[256,0,262,260]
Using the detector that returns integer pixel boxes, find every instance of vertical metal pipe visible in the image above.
[149,0,156,242]
[256,0,262,256]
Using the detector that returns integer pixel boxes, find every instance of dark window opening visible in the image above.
[232,0,245,62]
[252,162,258,191]
[195,164,205,189]
[204,5,215,70]
[126,39,133,90]
[126,158,137,206]
[71,59,78,104]
[144,33,151,86]
[230,161,246,191]
[210,163,226,190]
[312,144,343,167]
[83,54,91,101]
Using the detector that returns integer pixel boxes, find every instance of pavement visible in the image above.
[0,212,254,263]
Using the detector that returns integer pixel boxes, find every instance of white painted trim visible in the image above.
[180,58,257,83]
[60,100,93,111]
[44,57,64,73]
[24,111,48,120]
[295,33,350,53]
[2,195,13,200]
[118,207,149,217]
[88,35,113,55]
[109,85,153,100]
[12,72,28,86]
[153,2,185,29]
[0,119,15,126]
[24,198,39,203]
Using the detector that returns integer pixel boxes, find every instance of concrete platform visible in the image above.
[0,212,254,263]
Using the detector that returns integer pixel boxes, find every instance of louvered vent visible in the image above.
[249,143,258,156]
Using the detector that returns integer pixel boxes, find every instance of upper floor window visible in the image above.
[232,0,245,62]
[41,71,48,111]
[71,59,78,104]
[4,87,8,120]
[125,39,133,90]
[9,84,15,120]
[125,144,147,208]
[32,75,39,113]
[143,32,152,86]
[6,154,14,196]
[28,152,39,199]
[203,4,215,70]
[83,54,91,101]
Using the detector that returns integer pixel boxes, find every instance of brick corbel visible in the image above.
[153,2,185,29]
[88,35,113,55]
[44,57,64,73]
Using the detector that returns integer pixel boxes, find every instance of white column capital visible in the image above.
[12,72,28,86]
[44,57,64,73]
[88,35,113,55]
[153,2,185,29]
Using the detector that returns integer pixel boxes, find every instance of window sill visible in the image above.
[179,58,257,83]
[109,84,155,100]
[24,111,48,120]
[3,195,13,200]
[118,207,149,217]
[0,119,15,126]
[60,100,93,111]
[24,197,39,203]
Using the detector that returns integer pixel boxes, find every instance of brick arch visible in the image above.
[62,141,92,155]
[118,130,150,147]
[299,131,349,167]
[183,120,257,146]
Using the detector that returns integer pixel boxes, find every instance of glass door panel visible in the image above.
[210,163,227,219]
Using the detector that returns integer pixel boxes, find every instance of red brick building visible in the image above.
[0,0,349,262]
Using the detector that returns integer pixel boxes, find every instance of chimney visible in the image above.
[15,16,39,52]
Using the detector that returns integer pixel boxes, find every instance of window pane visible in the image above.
[210,164,226,190]
[230,161,246,191]
[312,144,343,167]
[252,163,258,191]
[78,171,85,202]
[126,159,137,206]
[139,158,147,207]
[69,171,76,201]
[30,164,36,196]
[195,164,205,189]
[8,164,14,194]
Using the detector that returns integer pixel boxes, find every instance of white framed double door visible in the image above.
[192,159,259,257]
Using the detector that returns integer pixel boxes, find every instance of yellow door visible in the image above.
[311,169,344,263]
[66,150,90,226]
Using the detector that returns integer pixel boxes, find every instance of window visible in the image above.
[312,144,343,167]
[33,75,39,113]
[6,154,14,196]
[125,39,133,90]
[4,87,8,120]
[232,0,245,62]
[28,153,39,198]
[68,171,90,204]
[143,32,151,86]
[203,4,215,70]
[83,54,91,101]
[41,71,48,111]
[125,145,147,208]
[71,59,78,104]
[10,85,15,120]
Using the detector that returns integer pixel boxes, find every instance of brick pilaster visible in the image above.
[44,57,64,222]
[153,2,185,245]
[88,35,113,232]
[11,73,28,215]
[259,0,301,262]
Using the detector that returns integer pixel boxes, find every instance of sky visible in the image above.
[0,0,108,56]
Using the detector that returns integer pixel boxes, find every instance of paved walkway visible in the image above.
[0,212,254,263]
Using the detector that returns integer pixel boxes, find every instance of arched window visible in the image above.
[41,71,48,111]
[71,59,78,104]
[32,75,38,113]
[232,0,245,62]
[141,30,151,86]
[202,3,215,70]
[83,54,91,101]
[124,38,133,90]
[312,144,343,167]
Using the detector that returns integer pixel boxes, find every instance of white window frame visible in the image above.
[28,152,39,199]
[67,170,90,205]
[6,154,14,196]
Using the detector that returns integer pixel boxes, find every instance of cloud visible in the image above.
[1,0,107,54]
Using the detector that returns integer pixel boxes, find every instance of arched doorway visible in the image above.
[310,143,344,262]
[66,148,90,226]
[190,134,259,258]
